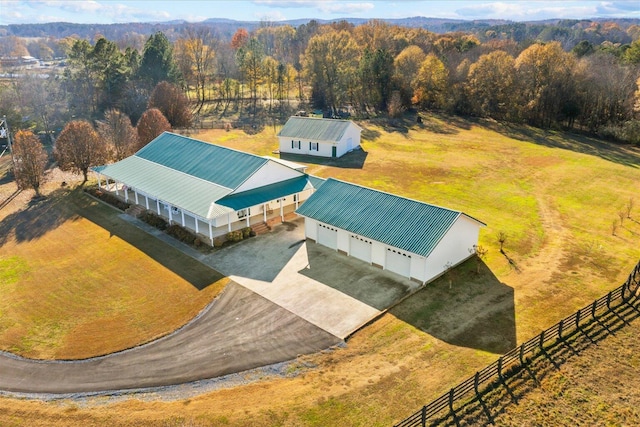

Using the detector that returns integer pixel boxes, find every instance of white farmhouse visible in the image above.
[296,178,485,284]
[92,132,321,245]
[277,116,362,158]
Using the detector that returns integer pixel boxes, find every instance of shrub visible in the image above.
[141,211,169,230]
[85,187,130,211]
[166,224,198,244]
[242,227,252,238]
[226,230,244,242]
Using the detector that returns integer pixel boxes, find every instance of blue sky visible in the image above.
[1,1,639,25]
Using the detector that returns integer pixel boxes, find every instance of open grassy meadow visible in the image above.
[0,114,638,426]
[0,177,226,359]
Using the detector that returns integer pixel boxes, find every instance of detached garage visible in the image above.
[296,179,485,284]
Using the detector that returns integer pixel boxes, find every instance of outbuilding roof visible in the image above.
[277,117,361,143]
[295,178,485,257]
[93,132,314,219]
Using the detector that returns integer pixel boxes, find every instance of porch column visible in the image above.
[97,175,102,189]
[145,194,149,210]
[114,181,119,196]
[295,193,299,209]
[134,190,139,205]
[156,199,161,215]
[208,221,213,246]
[181,210,185,227]
[246,212,250,227]
[194,215,199,234]
[280,198,284,221]
[168,205,173,223]
[124,187,129,202]
[227,212,231,232]
[263,203,267,222]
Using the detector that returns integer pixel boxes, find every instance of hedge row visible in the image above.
[86,188,130,211]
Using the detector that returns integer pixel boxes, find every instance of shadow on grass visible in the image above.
[488,121,640,168]
[0,188,79,246]
[74,192,224,290]
[390,259,517,354]
[436,297,640,426]
[0,187,222,290]
[280,147,369,169]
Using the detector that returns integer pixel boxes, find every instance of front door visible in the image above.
[332,146,337,157]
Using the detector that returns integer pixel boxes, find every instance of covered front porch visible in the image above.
[95,175,311,246]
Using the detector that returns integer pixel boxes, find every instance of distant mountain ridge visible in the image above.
[1,16,638,41]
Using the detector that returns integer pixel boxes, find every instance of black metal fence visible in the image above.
[395,260,640,427]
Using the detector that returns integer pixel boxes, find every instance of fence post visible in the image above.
[558,319,564,341]
[539,329,545,350]
[591,300,597,319]
[575,310,581,328]
[421,405,427,427]
[606,291,612,310]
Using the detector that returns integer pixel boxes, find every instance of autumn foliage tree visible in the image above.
[96,109,139,160]
[148,81,192,128]
[54,120,107,183]
[136,108,171,148]
[12,130,48,196]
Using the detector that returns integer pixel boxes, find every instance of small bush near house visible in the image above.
[166,224,201,245]
[226,230,244,242]
[85,187,131,211]
[141,211,169,230]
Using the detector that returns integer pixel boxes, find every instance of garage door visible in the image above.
[317,223,338,250]
[350,235,372,263]
[386,247,411,277]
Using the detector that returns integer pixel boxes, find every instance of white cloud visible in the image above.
[254,0,374,15]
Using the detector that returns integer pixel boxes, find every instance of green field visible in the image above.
[0,114,639,426]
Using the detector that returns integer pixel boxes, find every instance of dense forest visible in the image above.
[1,17,639,144]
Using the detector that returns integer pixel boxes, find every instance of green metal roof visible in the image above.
[218,176,314,211]
[136,132,268,189]
[92,132,323,220]
[94,156,233,219]
[277,117,360,143]
[295,178,484,257]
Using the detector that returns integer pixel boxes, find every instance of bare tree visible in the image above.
[148,81,192,128]
[626,197,635,219]
[136,108,171,148]
[54,120,107,183]
[12,130,48,196]
[497,231,507,253]
[618,210,626,226]
[473,244,488,274]
[96,109,139,161]
[612,219,619,236]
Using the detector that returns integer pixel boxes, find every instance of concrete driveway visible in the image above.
[206,218,419,338]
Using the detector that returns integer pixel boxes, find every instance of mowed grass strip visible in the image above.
[0,187,225,359]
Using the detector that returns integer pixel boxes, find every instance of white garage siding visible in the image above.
[386,247,412,277]
[317,222,338,250]
[423,215,481,283]
[350,235,372,263]
[305,218,318,241]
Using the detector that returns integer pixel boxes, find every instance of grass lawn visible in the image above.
[0,114,639,426]
[0,183,226,359]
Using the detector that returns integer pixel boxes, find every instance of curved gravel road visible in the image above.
[0,282,341,394]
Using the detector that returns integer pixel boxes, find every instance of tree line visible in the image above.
[1,19,640,145]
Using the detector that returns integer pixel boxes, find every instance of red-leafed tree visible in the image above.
[96,109,140,160]
[231,28,249,50]
[12,130,48,196]
[148,81,192,128]
[54,120,107,183]
[136,108,171,148]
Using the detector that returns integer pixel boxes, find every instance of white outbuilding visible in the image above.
[295,178,485,284]
[277,116,362,158]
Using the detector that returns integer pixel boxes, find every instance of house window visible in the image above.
[291,140,301,149]
[237,208,250,219]
[310,142,319,151]
[293,194,298,202]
